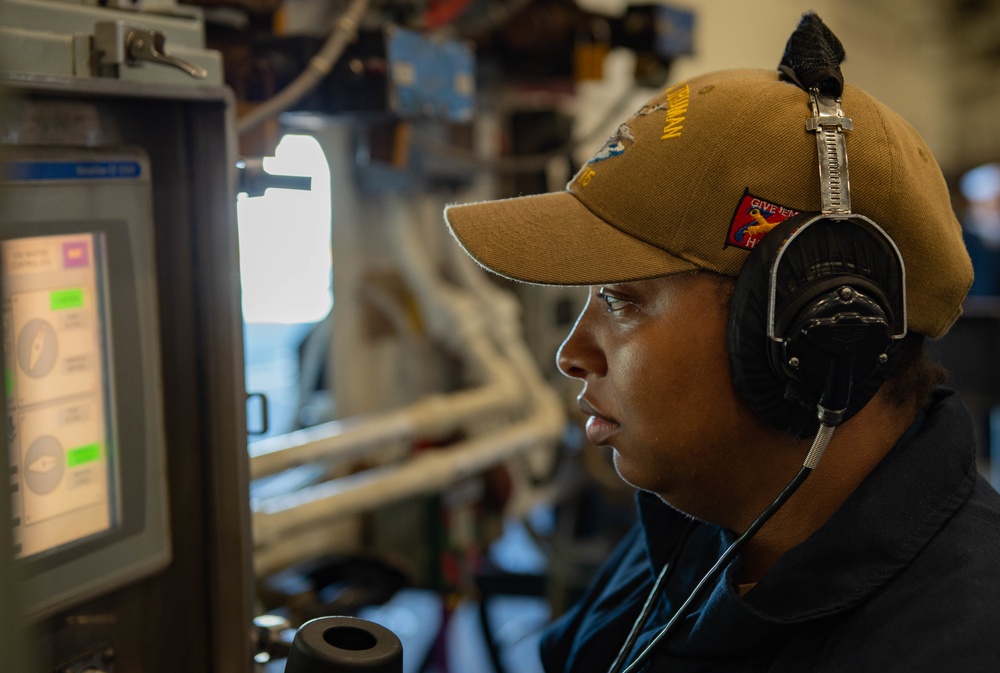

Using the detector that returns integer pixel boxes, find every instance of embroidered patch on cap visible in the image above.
[576,100,669,188]
[586,100,668,166]
[588,122,636,164]
[725,190,801,250]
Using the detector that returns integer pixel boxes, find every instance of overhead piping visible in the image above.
[236,0,371,137]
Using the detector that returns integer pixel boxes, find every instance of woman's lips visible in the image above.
[579,398,619,446]
[585,416,619,446]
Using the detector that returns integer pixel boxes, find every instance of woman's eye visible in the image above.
[598,290,628,312]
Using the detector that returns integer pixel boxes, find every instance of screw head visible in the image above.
[838,286,855,301]
[878,353,889,364]
[788,356,800,369]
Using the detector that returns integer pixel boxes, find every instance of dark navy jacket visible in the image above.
[540,390,1000,672]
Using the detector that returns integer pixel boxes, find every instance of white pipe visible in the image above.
[440,222,564,477]
[251,192,566,550]
[252,399,563,545]
[249,334,522,478]
[249,199,525,478]
[387,198,562,459]
[253,516,363,577]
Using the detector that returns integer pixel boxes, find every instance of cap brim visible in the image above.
[444,191,698,285]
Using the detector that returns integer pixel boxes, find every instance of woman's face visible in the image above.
[556,273,796,524]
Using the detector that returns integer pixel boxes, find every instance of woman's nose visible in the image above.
[556,296,605,380]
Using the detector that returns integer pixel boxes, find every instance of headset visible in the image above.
[608,14,907,673]
[727,15,906,438]
[727,96,907,438]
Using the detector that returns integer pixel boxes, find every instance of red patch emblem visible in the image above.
[725,190,801,250]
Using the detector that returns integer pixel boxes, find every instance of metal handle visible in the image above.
[125,28,207,79]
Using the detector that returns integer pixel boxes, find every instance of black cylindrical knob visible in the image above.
[285,616,403,673]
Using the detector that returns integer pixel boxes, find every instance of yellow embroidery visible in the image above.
[744,207,780,237]
[578,166,596,186]
[661,83,689,140]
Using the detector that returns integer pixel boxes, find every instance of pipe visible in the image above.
[249,196,525,478]
[236,0,371,137]
[254,516,362,577]
[249,333,522,478]
[252,399,562,545]
[251,371,519,476]
[251,192,565,549]
[440,222,563,477]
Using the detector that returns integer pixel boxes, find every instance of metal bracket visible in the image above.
[93,21,207,79]
[805,89,852,214]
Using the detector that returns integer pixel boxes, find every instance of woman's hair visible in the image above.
[881,332,948,414]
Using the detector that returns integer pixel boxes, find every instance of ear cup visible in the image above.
[728,215,904,438]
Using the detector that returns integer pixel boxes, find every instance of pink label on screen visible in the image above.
[62,241,90,268]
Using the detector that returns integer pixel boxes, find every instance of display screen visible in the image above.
[3,233,118,558]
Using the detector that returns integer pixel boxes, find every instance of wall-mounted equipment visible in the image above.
[1,2,252,672]
[2,147,171,619]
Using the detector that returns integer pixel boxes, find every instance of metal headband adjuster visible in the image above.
[806,88,853,214]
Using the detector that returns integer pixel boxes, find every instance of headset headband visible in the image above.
[808,88,853,214]
[764,87,908,342]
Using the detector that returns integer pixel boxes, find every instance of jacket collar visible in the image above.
[638,389,978,657]
[747,388,976,620]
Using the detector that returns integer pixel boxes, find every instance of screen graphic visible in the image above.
[3,234,117,558]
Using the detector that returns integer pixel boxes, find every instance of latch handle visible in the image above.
[125,28,207,79]
[93,21,208,80]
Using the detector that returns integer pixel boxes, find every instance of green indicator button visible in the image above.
[67,443,101,467]
[50,288,84,311]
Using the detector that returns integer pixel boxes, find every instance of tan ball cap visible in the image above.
[444,69,973,339]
